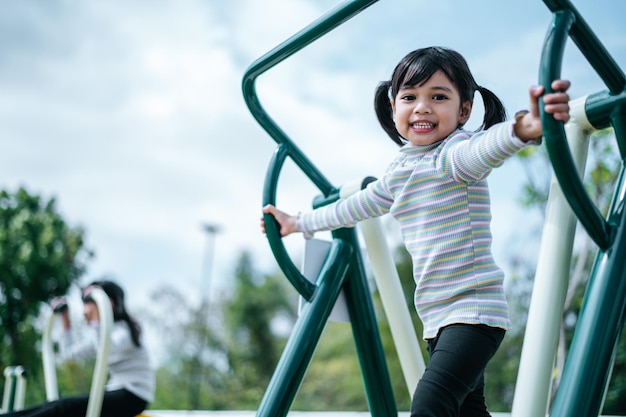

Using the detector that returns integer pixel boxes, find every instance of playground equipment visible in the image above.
[243,0,625,416]
[526,2,626,416]
[1,366,27,412]
[2,287,113,417]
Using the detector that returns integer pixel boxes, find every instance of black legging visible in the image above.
[411,323,505,417]
[3,389,147,417]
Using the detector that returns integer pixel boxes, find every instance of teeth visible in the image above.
[412,122,433,128]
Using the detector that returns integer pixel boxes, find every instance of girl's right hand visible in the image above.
[51,296,69,314]
[261,204,299,237]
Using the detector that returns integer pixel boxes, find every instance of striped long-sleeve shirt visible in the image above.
[297,121,538,339]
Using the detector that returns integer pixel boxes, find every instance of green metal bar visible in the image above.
[336,227,398,415]
[263,144,315,299]
[256,240,353,417]
[542,0,626,94]
[550,175,626,416]
[249,2,397,416]
[586,90,626,130]
[539,9,613,250]
[612,105,626,159]
[538,1,626,416]
[242,0,378,197]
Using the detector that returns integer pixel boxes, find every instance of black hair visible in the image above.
[83,280,142,348]
[374,46,507,146]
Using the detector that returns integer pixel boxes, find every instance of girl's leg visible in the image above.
[410,324,505,417]
[101,389,148,417]
[1,395,89,417]
[2,390,146,417]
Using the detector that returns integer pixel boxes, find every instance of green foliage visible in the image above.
[0,187,91,399]
[293,323,368,411]
[146,251,296,411]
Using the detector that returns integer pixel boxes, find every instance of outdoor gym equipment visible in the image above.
[243,0,625,416]
[3,287,113,417]
[1,366,27,412]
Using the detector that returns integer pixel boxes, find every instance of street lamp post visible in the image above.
[187,222,221,410]
[201,223,221,302]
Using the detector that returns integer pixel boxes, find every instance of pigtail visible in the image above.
[476,86,507,131]
[89,279,143,348]
[122,311,143,348]
[374,81,404,146]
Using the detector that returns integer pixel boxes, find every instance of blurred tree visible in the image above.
[144,251,296,410]
[221,251,296,409]
[0,187,90,389]
[141,284,223,410]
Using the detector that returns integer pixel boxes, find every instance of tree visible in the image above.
[144,251,296,410]
[0,187,91,378]
[141,285,223,410]
[221,251,297,409]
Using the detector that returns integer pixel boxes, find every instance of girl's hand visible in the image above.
[261,204,299,237]
[515,79,571,142]
[51,296,69,314]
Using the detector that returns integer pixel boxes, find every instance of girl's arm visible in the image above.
[514,79,571,142]
[59,326,99,361]
[261,180,393,238]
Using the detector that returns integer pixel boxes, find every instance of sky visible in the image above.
[1,0,625,348]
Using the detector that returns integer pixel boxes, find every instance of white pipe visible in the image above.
[2,367,15,412]
[42,311,59,401]
[340,179,426,399]
[511,96,591,417]
[13,366,27,411]
[86,287,113,417]
[359,218,426,398]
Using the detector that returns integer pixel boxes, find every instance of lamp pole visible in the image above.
[200,222,221,301]
[188,222,221,410]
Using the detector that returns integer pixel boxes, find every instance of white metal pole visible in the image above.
[2,367,15,412]
[13,366,26,411]
[511,97,593,417]
[42,311,59,401]
[85,288,113,417]
[359,218,426,398]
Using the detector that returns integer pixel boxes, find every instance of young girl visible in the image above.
[4,280,155,417]
[261,47,571,417]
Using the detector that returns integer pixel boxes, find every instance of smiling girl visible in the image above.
[261,46,570,417]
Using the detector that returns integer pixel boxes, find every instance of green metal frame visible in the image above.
[242,1,396,416]
[539,1,626,416]
[243,0,625,415]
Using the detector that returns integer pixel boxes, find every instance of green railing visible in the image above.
[242,1,397,416]
[243,0,626,415]
[538,1,626,416]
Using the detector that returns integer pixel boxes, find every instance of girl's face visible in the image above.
[83,301,100,325]
[391,70,472,146]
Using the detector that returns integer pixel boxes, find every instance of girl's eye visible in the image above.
[400,94,415,101]
[433,94,448,101]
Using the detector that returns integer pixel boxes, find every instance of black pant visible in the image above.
[411,324,505,417]
[3,389,147,417]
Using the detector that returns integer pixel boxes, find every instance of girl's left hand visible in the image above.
[533,79,571,122]
[516,79,571,142]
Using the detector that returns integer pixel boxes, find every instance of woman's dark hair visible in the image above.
[83,279,142,347]
[374,46,507,146]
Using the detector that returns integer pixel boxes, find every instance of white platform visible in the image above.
[147,412,512,417]
[146,412,624,417]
